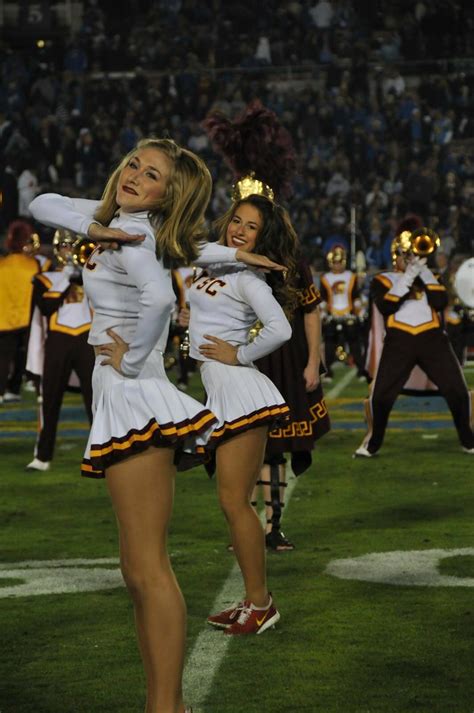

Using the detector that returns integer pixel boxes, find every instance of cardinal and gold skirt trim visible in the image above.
[81,350,216,478]
[196,361,289,460]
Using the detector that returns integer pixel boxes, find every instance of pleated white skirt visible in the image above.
[197,361,289,454]
[81,349,216,478]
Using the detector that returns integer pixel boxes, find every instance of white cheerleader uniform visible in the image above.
[29,193,241,477]
[189,264,292,458]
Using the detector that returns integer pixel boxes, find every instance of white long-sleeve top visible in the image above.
[189,264,292,365]
[29,193,238,377]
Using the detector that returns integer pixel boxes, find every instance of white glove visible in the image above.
[404,258,422,285]
[63,264,80,280]
[417,259,437,284]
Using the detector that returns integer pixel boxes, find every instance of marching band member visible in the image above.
[320,244,365,381]
[29,137,285,713]
[22,227,53,393]
[0,220,40,404]
[354,227,474,457]
[26,230,95,472]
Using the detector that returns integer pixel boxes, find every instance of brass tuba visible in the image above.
[391,227,440,263]
[409,228,441,257]
[52,230,97,266]
[53,229,77,264]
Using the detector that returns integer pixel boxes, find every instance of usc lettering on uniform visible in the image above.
[195,275,227,296]
[85,246,104,271]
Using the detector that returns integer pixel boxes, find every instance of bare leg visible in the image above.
[216,427,269,607]
[106,447,186,713]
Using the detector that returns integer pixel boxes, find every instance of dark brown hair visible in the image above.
[214,194,299,319]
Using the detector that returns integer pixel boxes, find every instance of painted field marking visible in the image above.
[326,366,357,399]
[326,548,474,587]
[183,369,356,710]
[183,475,299,710]
[0,558,121,597]
[2,546,474,598]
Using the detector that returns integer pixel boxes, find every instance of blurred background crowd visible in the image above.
[1,0,474,271]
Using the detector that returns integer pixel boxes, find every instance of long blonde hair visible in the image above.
[94,138,212,267]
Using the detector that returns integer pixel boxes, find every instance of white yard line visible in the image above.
[183,369,355,710]
[326,366,357,398]
[183,476,300,711]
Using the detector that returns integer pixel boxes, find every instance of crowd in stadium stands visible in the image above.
[1,0,474,267]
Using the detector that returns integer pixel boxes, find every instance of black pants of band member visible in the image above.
[36,332,94,461]
[0,328,28,395]
[324,322,365,375]
[365,329,474,453]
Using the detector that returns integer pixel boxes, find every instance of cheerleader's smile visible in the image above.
[226,203,263,253]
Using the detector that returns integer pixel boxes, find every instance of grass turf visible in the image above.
[1,365,473,712]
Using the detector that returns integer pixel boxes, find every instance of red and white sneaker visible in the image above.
[224,595,280,636]
[207,601,244,629]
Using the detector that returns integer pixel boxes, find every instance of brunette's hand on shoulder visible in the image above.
[198,335,239,365]
[88,222,146,250]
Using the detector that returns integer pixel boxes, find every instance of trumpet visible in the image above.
[391,227,440,262]
[53,229,97,267]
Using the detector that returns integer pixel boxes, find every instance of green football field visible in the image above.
[1,364,473,713]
